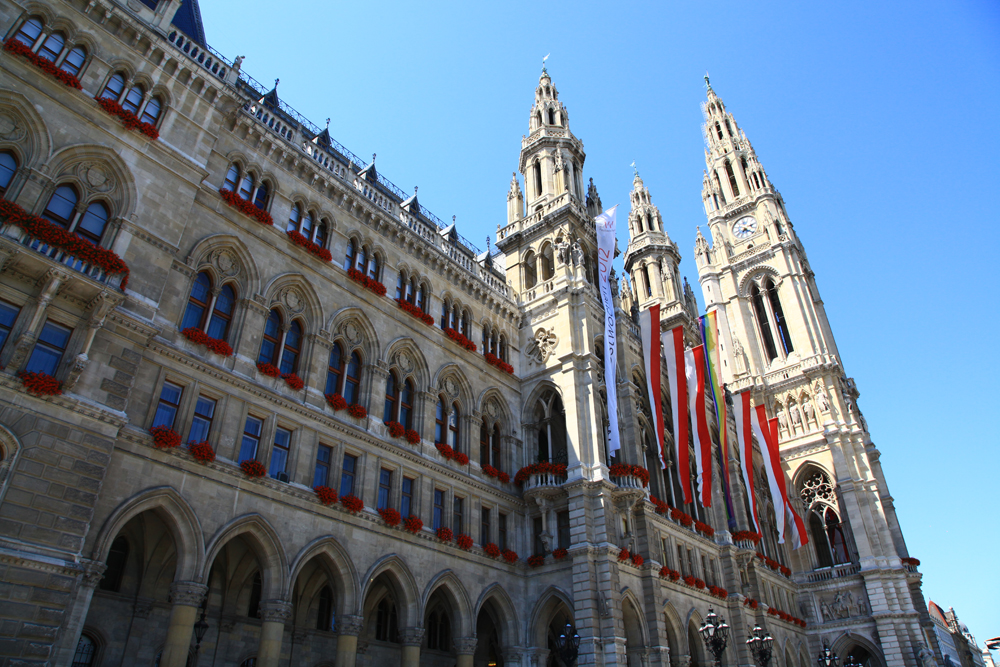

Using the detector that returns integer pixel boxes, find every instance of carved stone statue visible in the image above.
[815,387,830,412]
[917,643,937,667]
[556,236,569,265]
[571,242,583,266]
[777,409,788,432]
[790,403,803,427]
[803,399,816,423]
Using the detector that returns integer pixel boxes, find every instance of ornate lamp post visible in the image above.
[746,625,774,667]
[192,606,209,654]
[555,623,581,665]
[699,608,730,666]
[844,656,863,667]
[818,644,840,667]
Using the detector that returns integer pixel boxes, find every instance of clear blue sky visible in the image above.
[200,0,1000,647]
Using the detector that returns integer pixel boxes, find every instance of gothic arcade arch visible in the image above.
[186,233,261,297]
[0,89,52,174]
[359,554,420,627]
[527,585,575,647]
[383,336,431,392]
[328,307,381,364]
[261,272,324,333]
[420,569,474,638]
[43,144,137,221]
[287,536,360,616]
[474,583,520,648]
[202,513,288,599]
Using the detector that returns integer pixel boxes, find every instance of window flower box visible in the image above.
[659,567,681,581]
[453,451,469,465]
[514,461,568,486]
[694,578,706,589]
[396,299,434,326]
[256,362,281,378]
[482,465,510,483]
[436,527,453,542]
[683,575,696,586]
[609,463,650,487]
[483,351,514,374]
[732,530,762,544]
[694,520,715,538]
[325,393,347,411]
[286,230,332,261]
[181,327,232,356]
[0,200,130,288]
[4,37,82,89]
[403,515,423,534]
[347,403,367,419]
[281,373,303,390]
[385,421,404,438]
[240,460,266,478]
[188,441,215,463]
[444,327,477,352]
[630,553,644,567]
[552,548,568,560]
[219,188,273,226]
[709,585,729,600]
[404,429,420,444]
[650,496,670,514]
[501,549,518,564]
[346,268,386,296]
[340,494,363,513]
[17,371,62,396]
[483,543,501,558]
[617,549,630,562]
[455,533,473,550]
[527,554,545,568]
[670,508,694,527]
[95,96,158,139]
[149,426,181,449]
[378,507,401,527]
[314,486,338,505]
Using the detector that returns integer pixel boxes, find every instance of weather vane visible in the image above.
[542,53,550,73]
[631,160,638,177]
[704,72,711,88]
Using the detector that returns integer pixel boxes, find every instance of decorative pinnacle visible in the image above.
[414,186,418,194]
[542,53,550,74]
[371,153,376,164]
[486,235,491,251]
[631,160,638,177]
[274,78,280,88]
[452,215,456,224]
[325,118,330,129]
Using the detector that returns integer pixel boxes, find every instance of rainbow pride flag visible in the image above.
[700,311,733,520]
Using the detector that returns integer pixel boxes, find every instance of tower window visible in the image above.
[533,161,543,198]
[548,108,556,125]
[715,122,723,140]
[725,160,740,197]
[765,279,794,354]
[751,283,778,362]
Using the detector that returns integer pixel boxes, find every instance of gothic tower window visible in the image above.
[533,389,567,464]
[715,122,723,140]
[533,161,543,199]
[751,283,779,361]
[725,160,740,197]
[799,468,851,567]
[765,279,794,354]
[523,250,537,289]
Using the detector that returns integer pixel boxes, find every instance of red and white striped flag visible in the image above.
[685,345,713,507]
[733,390,760,534]
[639,305,666,469]
[662,325,691,504]
[766,418,809,548]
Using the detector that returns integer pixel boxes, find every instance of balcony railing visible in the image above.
[803,562,860,583]
[522,472,566,492]
[1,223,125,290]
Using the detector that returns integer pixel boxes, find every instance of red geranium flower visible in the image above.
[630,553,644,567]
[501,549,518,564]
[325,393,347,411]
[182,328,233,357]
[483,542,501,558]
[527,554,545,567]
[453,451,469,466]
[314,486,338,505]
[188,441,215,463]
[435,442,455,459]
[436,527,453,542]
[286,230,333,261]
[385,421,405,438]
[240,460,267,478]
[17,371,62,396]
[4,37,82,89]
[552,548,568,560]
[257,362,281,377]
[404,428,421,444]
[149,426,181,449]
[340,494,364,513]
[281,373,304,390]
[403,515,423,534]
[347,403,367,419]
[618,549,630,562]
[379,508,401,527]
[219,188,273,225]
[455,533,473,550]
[94,96,158,139]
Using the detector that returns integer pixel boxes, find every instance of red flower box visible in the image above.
[281,373,304,390]
[257,362,281,377]
[325,393,347,411]
[240,460,266,478]
[340,494,364,513]
[694,578,706,590]
[779,565,791,577]
[188,441,215,463]
[514,461,568,486]
[17,371,62,396]
[347,403,367,419]
[314,486,338,505]
[182,327,233,356]
[683,575,696,586]
[747,598,759,609]
[483,351,514,374]
[444,327,477,352]
[650,496,670,514]
[732,530,762,544]
[552,548,568,560]
[379,507,401,527]
[901,557,920,566]
[149,426,181,449]
[501,549,518,564]
[483,543,501,558]
[4,37,83,89]
[385,420,405,438]
[286,230,332,261]
[709,585,729,600]
[435,442,454,459]
[669,508,694,526]
[403,515,423,534]
[497,471,510,483]
[694,521,715,538]
[436,527,453,542]
[527,554,545,567]
[396,299,435,326]
[219,188,273,226]
[630,553,644,567]
[618,549,630,562]
[609,463,650,487]
[456,533,473,550]
[405,428,421,444]
[94,96,159,139]
[0,200,130,288]
[453,451,469,466]
[659,567,681,581]
[346,268,387,296]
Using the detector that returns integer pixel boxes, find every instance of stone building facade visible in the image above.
[0,1,940,666]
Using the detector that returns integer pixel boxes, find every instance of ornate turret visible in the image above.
[507,172,524,225]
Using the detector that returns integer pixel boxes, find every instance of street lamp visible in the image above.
[746,625,774,667]
[844,655,863,667]
[556,623,581,665]
[699,608,731,666]
[817,644,840,667]
[193,606,209,653]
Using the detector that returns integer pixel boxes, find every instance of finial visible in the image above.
[372,153,376,164]
[414,186,418,195]
[704,72,710,88]
[452,215,456,224]
[325,117,330,129]
[542,53,550,74]
[486,235,491,251]
[631,160,638,177]
[274,78,280,88]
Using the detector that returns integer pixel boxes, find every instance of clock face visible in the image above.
[732,216,758,240]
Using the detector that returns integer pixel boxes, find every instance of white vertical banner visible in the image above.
[596,205,620,456]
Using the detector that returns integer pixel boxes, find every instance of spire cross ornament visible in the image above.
[704,73,710,88]
[274,78,280,88]
[542,53,550,73]
[631,160,638,177]
[372,153,376,164]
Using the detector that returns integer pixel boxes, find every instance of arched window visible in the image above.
[139,96,162,125]
[314,220,328,249]
[286,204,301,233]
[317,585,334,632]
[415,282,426,311]
[75,202,109,245]
[540,243,554,280]
[181,272,211,330]
[399,378,414,429]
[344,239,357,271]
[499,335,507,363]
[479,423,489,466]
[383,371,399,423]
[366,250,380,280]
[280,320,302,374]
[534,390,567,464]
[765,279,794,354]
[14,17,43,47]
[257,309,282,366]
[238,173,254,200]
[100,72,126,101]
[71,633,97,667]
[440,300,449,329]
[375,598,398,643]
[326,342,344,396]
[42,185,77,228]
[523,250,537,289]
[206,284,235,340]
[715,122,723,140]
[435,398,446,444]
[224,164,240,192]
[725,119,733,137]
[42,186,110,244]
[751,283,778,362]
[547,108,556,125]
[99,536,129,592]
[492,424,501,468]
[252,181,269,210]
[59,45,86,77]
[448,403,460,451]
[0,151,18,196]
[121,85,145,115]
[344,351,361,404]
[37,32,64,62]
[725,160,740,197]
[533,161,543,197]
[642,265,653,297]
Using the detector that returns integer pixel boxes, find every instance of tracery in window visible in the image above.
[749,275,794,362]
[98,72,164,126]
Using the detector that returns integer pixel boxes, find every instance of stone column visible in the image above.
[400,627,425,667]
[160,581,208,667]
[257,599,292,667]
[335,615,363,667]
[51,560,105,667]
[454,636,478,667]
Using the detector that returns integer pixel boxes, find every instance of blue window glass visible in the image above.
[270,427,291,479]
[339,454,356,498]
[0,300,21,351]
[239,416,263,463]
[0,152,17,194]
[181,273,211,331]
[25,321,71,376]
[206,284,235,340]
[400,477,413,518]
[377,468,391,510]
[188,396,216,443]
[152,381,183,429]
[257,310,281,365]
[313,444,332,488]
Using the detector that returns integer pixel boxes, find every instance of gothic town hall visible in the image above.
[0,1,938,666]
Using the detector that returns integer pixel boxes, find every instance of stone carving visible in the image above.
[821,590,867,620]
[526,327,558,363]
[169,581,208,607]
[454,636,479,655]
[790,402,803,429]
[571,242,583,266]
[259,599,293,623]
[443,376,458,398]
[800,469,836,509]
[0,112,26,141]
[803,396,816,424]
[556,235,570,265]
[395,350,413,374]
[918,643,938,667]
[211,248,242,277]
[400,627,425,646]
[338,614,363,636]
[815,384,830,412]
[279,287,305,314]
[486,399,499,418]
[776,406,788,433]
[76,162,115,193]
[340,320,362,346]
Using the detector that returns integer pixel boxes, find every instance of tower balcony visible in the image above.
[517,463,569,502]
[609,466,650,503]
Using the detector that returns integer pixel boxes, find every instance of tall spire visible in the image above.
[623,174,683,317]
